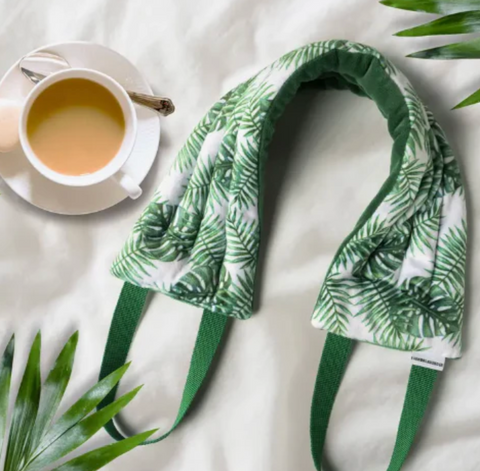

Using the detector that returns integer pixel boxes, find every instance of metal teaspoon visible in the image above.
[19,53,175,116]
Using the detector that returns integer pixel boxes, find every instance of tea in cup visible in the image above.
[19,68,141,199]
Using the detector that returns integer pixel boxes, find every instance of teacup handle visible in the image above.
[111,171,142,199]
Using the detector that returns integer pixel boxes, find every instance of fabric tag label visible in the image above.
[411,353,445,371]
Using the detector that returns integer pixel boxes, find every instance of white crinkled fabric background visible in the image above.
[0,0,478,470]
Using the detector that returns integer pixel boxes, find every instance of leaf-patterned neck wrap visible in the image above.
[113,40,466,359]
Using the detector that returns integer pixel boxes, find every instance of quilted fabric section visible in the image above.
[111,40,466,358]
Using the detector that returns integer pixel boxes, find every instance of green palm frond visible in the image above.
[234,82,276,138]
[112,205,203,283]
[381,0,480,108]
[313,277,353,336]
[210,91,234,133]
[395,300,454,338]
[404,84,428,153]
[133,202,173,239]
[173,100,224,173]
[145,208,200,262]
[191,214,226,267]
[209,162,231,209]
[0,333,154,471]
[355,279,407,347]
[225,210,259,269]
[275,40,341,70]
[213,80,253,132]
[354,277,454,348]
[427,285,463,343]
[217,132,237,165]
[334,215,388,271]
[396,10,480,36]
[432,220,467,294]
[230,139,259,210]
[174,120,210,173]
[401,275,432,300]
[410,196,442,254]
[443,156,464,194]
[111,237,156,284]
[381,0,479,14]
[207,133,237,209]
[216,267,255,318]
[172,266,218,300]
[181,156,215,216]
[410,154,436,213]
[360,221,410,281]
[386,157,427,219]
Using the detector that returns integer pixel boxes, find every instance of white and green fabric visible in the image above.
[99,40,467,470]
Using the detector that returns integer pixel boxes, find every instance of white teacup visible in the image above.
[19,68,142,199]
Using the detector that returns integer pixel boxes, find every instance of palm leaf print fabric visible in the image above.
[112,40,467,359]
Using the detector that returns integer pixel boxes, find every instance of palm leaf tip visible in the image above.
[408,37,480,60]
[28,331,80,455]
[28,385,145,471]
[50,428,158,471]
[0,335,15,456]
[396,10,480,37]
[1,334,15,366]
[452,88,480,109]
[5,332,42,471]
[379,0,480,14]
[0,333,150,471]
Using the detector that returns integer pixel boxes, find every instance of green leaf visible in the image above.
[225,210,259,268]
[230,140,259,210]
[408,37,480,59]
[275,40,344,69]
[396,11,480,36]
[432,221,467,294]
[28,332,79,457]
[355,280,413,349]
[36,363,131,458]
[208,133,236,209]
[174,116,210,173]
[410,198,442,255]
[5,333,41,471]
[181,157,215,216]
[26,386,143,471]
[50,429,156,471]
[386,157,427,219]
[140,207,200,263]
[216,268,255,319]
[361,222,411,282]
[334,216,387,271]
[111,237,156,285]
[313,277,352,335]
[173,266,218,298]
[381,0,480,14]
[190,214,226,267]
[404,84,428,153]
[453,86,480,108]
[133,202,173,239]
[0,335,15,455]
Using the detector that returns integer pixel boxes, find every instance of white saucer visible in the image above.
[0,42,160,215]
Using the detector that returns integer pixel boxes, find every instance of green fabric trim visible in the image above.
[256,48,410,282]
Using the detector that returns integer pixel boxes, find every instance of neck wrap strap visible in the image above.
[99,40,467,469]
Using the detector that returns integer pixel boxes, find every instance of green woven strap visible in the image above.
[311,333,438,471]
[99,282,229,444]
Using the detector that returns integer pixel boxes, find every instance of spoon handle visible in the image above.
[127,91,175,116]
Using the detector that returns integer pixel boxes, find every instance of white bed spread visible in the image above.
[0,0,479,469]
